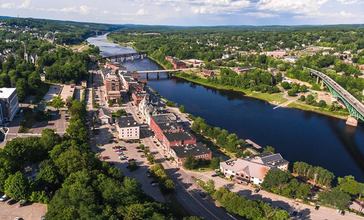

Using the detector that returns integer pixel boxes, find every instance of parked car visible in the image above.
[0,194,9,202]
[254,188,261,193]
[102,156,110,160]
[211,173,219,177]
[119,156,127,160]
[7,199,17,205]
[18,200,27,207]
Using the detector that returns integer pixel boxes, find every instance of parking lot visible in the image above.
[0,202,46,220]
[92,123,166,203]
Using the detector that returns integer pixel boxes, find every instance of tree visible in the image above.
[36,160,60,190]
[209,157,220,169]
[338,176,364,197]
[318,100,327,108]
[40,129,61,151]
[48,96,65,110]
[16,78,27,101]
[66,118,88,143]
[54,147,89,177]
[4,171,29,200]
[263,146,275,154]
[183,155,198,170]
[319,187,351,210]
[262,169,291,191]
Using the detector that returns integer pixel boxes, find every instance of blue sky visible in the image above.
[0,0,364,25]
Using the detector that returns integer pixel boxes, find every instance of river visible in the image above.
[88,35,364,182]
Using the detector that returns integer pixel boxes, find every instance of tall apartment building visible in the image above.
[0,88,19,124]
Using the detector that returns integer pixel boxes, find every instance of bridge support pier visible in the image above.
[157,73,160,80]
[146,73,149,80]
[346,116,358,127]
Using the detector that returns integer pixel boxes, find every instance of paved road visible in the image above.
[142,135,238,220]
[193,171,364,220]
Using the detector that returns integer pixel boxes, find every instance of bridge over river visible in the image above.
[308,68,364,125]
[104,52,147,62]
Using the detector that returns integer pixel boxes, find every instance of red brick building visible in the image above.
[165,56,187,70]
[170,144,212,166]
[132,92,146,106]
[150,114,196,149]
[104,73,121,103]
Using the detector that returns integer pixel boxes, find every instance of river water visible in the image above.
[88,35,364,182]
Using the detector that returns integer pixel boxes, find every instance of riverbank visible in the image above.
[174,72,349,120]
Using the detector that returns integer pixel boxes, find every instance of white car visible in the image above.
[0,194,8,202]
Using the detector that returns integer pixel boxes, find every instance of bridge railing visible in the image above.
[306,67,364,119]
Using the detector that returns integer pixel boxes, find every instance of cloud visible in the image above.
[0,2,15,9]
[19,0,31,9]
[337,0,359,4]
[136,8,147,15]
[257,0,328,15]
[245,11,277,18]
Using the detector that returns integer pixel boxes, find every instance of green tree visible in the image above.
[263,146,275,154]
[209,157,220,170]
[4,171,29,200]
[319,187,351,210]
[338,176,364,197]
[48,96,65,110]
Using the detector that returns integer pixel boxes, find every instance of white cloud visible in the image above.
[257,0,328,15]
[136,8,147,15]
[0,2,15,9]
[19,0,31,9]
[245,11,277,18]
[337,0,359,4]
[191,0,250,14]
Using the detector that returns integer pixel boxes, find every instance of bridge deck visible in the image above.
[136,68,197,74]
[308,68,364,118]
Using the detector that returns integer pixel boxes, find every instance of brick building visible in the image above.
[150,114,196,149]
[170,143,212,166]
[104,73,121,103]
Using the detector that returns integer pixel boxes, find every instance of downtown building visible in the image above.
[150,113,211,166]
[0,88,19,124]
[220,152,289,185]
[116,115,140,140]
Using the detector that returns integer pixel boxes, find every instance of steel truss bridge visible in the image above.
[308,68,364,122]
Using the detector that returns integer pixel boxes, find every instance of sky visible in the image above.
[0,0,364,26]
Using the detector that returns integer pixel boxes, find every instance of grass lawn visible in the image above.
[288,101,348,119]
[175,73,287,105]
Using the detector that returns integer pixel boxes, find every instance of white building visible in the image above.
[220,153,289,185]
[0,88,19,124]
[116,116,140,140]
[220,158,270,185]
[98,108,111,125]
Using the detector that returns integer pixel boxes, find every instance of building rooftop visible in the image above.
[164,131,194,142]
[118,116,138,128]
[172,143,211,158]
[152,113,177,124]
[0,88,16,99]
[220,158,270,180]
[250,153,289,167]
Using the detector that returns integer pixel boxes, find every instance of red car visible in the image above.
[102,156,110,160]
